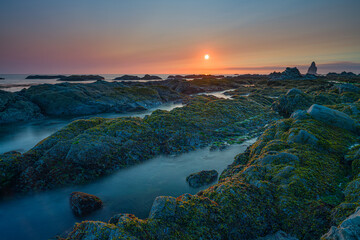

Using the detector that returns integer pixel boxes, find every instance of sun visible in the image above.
[204,54,210,60]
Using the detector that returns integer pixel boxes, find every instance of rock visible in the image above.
[0,90,43,124]
[257,231,299,240]
[307,104,358,132]
[307,62,317,75]
[186,170,218,188]
[322,207,360,240]
[269,67,303,81]
[255,153,300,166]
[287,129,318,145]
[20,81,180,116]
[58,75,105,81]
[69,192,103,216]
[0,77,4,80]
[167,75,185,80]
[336,84,360,94]
[272,88,313,117]
[25,75,66,79]
[109,213,136,225]
[141,74,162,80]
[149,196,177,219]
[113,75,141,80]
[290,110,309,120]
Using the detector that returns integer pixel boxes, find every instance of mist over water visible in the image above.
[0,137,256,240]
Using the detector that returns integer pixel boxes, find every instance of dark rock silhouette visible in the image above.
[58,75,105,81]
[25,75,66,79]
[269,67,303,80]
[113,75,141,80]
[307,62,317,75]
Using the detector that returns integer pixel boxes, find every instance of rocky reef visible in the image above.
[57,80,360,239]
[0,80,182,123]
[0,94,278,193]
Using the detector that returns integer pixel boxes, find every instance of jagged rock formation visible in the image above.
[307,62,318,75]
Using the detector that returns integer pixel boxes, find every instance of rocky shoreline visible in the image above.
[2,68,360,239]
[59,78,360,239]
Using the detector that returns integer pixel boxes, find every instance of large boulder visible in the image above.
[186,170,218,188]
[307,62,317,75]
[69,192,103,216]
[307,104,358,132]
[322,207,360,240]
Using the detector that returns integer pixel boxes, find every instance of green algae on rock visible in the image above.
[1,94,279,193]
[63,103,360,239]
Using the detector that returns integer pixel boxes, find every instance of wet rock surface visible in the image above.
[186,170,218,188]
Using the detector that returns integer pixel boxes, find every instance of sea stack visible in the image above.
[307,61,317,75]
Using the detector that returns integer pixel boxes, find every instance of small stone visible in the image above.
[186,170,218,188]
[69,192,103,217]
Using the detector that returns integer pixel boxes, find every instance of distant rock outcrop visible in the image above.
[269,67,303,81]
[141,74,162,80]
[115,74,162,80]
[25,75,66,79]
[58,75,105,81]
[113,75,141,80]
[307,62,317,75]
[0,77,5,80]
[70,192,103,216]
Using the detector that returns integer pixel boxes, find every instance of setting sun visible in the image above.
[204,54,210,60]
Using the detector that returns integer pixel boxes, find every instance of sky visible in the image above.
[0,0,360,74]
